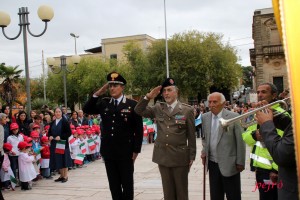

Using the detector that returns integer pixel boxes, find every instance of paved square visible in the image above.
[3,138,258,200]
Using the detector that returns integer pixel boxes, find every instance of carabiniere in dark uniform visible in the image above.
[84,96,143,159]
[83,72,143,200]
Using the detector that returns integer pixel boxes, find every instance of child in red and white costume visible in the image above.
[40,136,52,179]
[1,143,15,190]
[7,123,24,181]
[18,141,36,190]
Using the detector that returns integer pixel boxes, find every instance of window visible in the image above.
[110,54,117,59]
[273,76,283,93]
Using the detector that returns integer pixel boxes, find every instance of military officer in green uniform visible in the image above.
[83,72,143,200]
[134,78,196,200]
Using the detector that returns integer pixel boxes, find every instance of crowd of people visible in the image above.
[0,104,102,196]
[0,71,298,200]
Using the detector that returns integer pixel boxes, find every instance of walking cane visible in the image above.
[203,161,206,200]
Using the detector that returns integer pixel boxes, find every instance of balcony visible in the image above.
[262,45,284,56]
[249,48,256,66]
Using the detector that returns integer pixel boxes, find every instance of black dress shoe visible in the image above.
[61,177,68,183]
[54,177,64,182]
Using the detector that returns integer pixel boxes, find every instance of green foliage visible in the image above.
[34,30,243,107]
[46,57,129,109]
[242,66,254,88]
[122,41,153,95]
[31,78,46,100]
[31,98,55,113]
[0,64,23,106]
[146,30,242,98]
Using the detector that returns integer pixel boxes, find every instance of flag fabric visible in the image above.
[195,118,202,126]
[143,118,152,126]
[55,140,66,154]
[74,154,85,165]
[195,113,202,126]
[87,139,96,151]
[10,175,17,189]
[80,142,87,154]
[147,124,155,133]
[10,173,17,189]
[94,136,99,145]
[143,118,154,133]
[35,149,42,166]
[143,125,148,136]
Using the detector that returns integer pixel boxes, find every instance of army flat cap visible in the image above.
[107,72,127,85]
[161,77,175,88]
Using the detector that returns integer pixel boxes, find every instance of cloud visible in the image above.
[0,0,272,78]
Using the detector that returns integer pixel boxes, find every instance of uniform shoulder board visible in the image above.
[129,98,138,102]
[181,103,192,107]
[102,97,110,101]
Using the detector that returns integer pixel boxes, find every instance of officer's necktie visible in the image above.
[168,106,173,113]
[114,99,118,108]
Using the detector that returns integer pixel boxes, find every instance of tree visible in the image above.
[242,66,254,88]
[0,64,23,112]
[122,41,153,96]
[145,30,242,100]
[45,57,130,110]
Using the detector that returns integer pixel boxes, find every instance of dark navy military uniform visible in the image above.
[83,95,143,200]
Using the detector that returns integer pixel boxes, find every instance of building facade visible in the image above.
[250,8,287,93]
[101,34,156,61]
[49,34,156,66]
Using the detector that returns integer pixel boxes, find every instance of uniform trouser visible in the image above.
[158,164,189,200]
[104,158,134,200]
[255,169,278,200]
[208,160,241,200]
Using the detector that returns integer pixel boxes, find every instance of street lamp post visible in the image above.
[46,55,81,108]
[0,5,54,114]
[70,33,79,55]
[164,0,169,78]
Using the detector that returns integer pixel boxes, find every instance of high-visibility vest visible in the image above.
[242,103,290,171]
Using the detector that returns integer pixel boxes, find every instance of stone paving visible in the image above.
[3,138,258,200]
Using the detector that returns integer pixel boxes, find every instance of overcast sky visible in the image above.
[0,0,272,78]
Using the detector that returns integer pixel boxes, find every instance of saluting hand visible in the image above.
[94,83,109,97]
[146,85,162,99]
